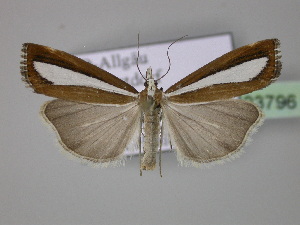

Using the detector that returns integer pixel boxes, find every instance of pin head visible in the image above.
[146,67,153,80]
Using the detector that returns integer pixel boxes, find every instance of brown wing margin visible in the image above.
[20,43,138,104]
[165,39,281,103]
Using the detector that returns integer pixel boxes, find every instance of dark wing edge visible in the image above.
[165,39,282,103]
[20,43,138,104]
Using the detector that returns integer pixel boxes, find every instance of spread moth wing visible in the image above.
[165,39,281,103]
[41,99,141,166]
[20,43,142,166]
[162,39,281,166]
[20,43,138,104]
[162,99,262,166]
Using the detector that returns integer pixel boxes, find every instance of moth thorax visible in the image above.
[146,67,156,97]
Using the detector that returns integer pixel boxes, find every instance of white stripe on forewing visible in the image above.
[166,57,268,97]
[34,61,138,97]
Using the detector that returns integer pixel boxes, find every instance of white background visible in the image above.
[1,1,300,224]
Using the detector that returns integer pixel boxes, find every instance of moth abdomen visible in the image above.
[141,107,161,170]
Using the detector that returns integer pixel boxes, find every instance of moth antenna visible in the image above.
[136,33,146,80]
[157,35,188,81]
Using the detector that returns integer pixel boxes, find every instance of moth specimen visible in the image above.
[20,39,281,174]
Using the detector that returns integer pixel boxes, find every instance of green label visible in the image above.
[239,81,300,119]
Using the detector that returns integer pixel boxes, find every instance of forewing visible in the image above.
[165,39,281,103]
[20,43,138,104]
[41,99,141,165]
[162,99,262,166]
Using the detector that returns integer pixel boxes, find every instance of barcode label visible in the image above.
[240,81,300,119]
